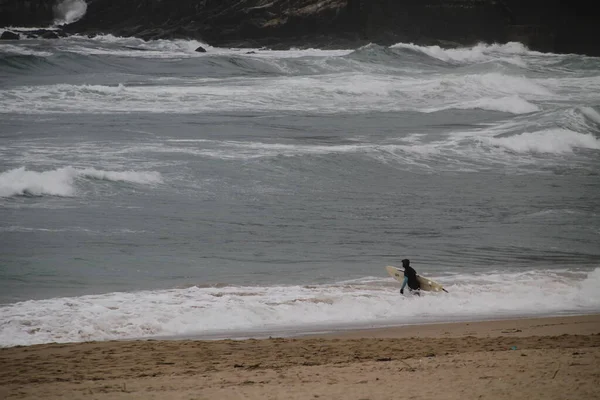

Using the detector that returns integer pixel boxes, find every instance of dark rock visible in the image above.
[0,31,20,40]
[3,28,67,40]
[40,31,60,39]
[43,30,60,39]
[194,46,207,53]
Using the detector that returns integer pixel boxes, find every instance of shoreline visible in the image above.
[149,311,600,343]
[314,313,600,338]
[1,314,599,399]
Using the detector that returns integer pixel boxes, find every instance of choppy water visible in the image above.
[1,32,599,347]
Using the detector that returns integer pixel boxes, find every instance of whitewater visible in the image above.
[1,26,599,347]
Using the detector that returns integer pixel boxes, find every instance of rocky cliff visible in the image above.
[1,0,598,56]
[0,0,55,27]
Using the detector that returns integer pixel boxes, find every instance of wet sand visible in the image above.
[1,314,599,399]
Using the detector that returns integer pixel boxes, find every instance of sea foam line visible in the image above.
[0,71,553,115]
[1,268,598,347]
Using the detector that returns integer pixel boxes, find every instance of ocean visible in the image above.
[1,29,599,347]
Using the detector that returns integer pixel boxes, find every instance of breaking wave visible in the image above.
[390,41,539,65]
[0,167,163,198]
[53,0,88,25]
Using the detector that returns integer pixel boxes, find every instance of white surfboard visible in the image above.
[385,265,447,293]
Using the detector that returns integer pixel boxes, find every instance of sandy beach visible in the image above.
[1,314,599,400]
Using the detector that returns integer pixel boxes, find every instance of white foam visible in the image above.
[0,166,78,197]
[488,128,600,154]
[0,167,163,198]
[53,0,87,25]
[1,268,598,347]
[0,71,554,115]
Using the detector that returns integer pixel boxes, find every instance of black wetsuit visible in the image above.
[403,265,420,290]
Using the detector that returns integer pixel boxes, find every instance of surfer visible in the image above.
[399,259,420,295]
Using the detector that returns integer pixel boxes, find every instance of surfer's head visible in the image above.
[401,259,410,267]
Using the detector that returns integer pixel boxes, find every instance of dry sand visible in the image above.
[1,314,599,399]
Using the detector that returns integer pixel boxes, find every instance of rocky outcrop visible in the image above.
[0,27,67,39]
[0,30,20,40]
[0,0,55,27]
[0,0,598,56]
[59,0,358,49]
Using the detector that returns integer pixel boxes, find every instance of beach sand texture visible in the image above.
[1,315,599,399]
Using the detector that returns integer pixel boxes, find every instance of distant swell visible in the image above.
[0,167,163,198]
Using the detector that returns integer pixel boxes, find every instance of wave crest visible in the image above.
[391,41,533,66]
[0,167,163,198]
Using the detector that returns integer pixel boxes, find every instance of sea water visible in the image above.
[1,27,599,347]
